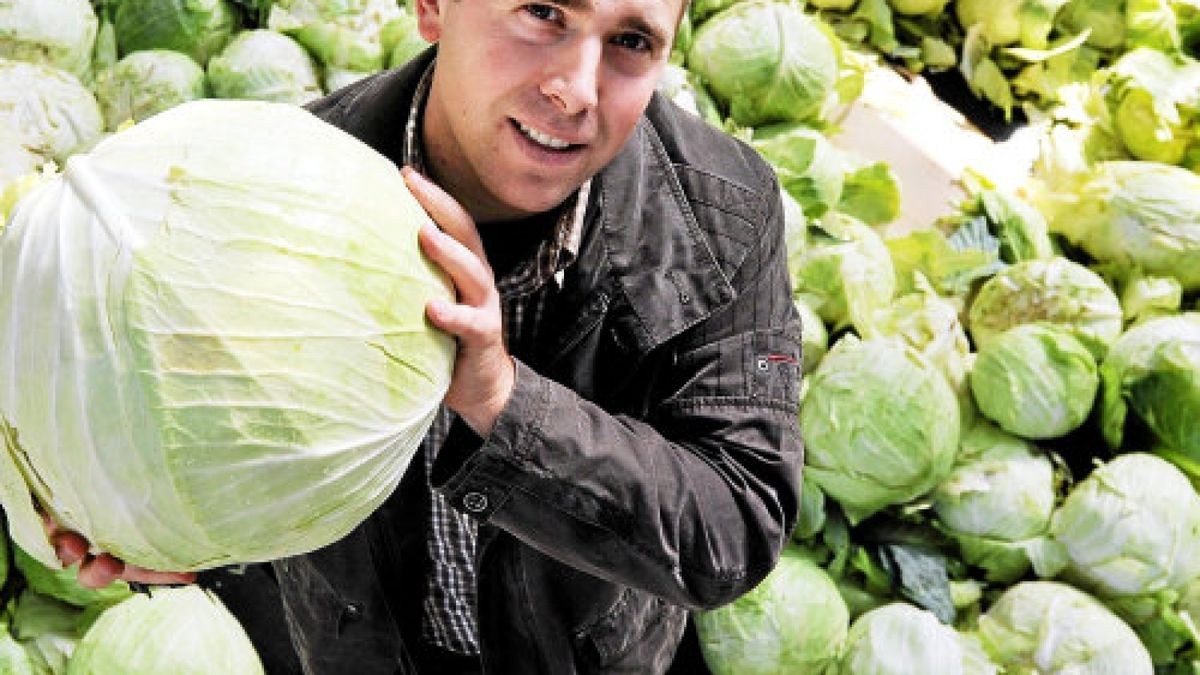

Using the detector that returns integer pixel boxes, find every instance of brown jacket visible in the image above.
[273,49,804,675]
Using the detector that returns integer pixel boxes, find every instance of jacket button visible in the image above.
[343,602,363,621]
[463,491,489,513]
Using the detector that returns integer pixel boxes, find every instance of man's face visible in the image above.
[415,0,681,222]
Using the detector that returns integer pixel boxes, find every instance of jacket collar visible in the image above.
[591,110,735,352]
[333,50,735,352]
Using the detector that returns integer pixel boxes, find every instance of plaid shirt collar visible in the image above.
[402,60,590,297]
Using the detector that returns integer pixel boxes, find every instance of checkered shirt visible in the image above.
[402,61,592,656]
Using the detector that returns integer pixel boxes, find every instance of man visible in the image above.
[56,0,803,671]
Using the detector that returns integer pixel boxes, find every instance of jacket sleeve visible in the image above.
[429,187,803,612]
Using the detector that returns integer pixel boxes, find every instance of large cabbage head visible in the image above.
[969,324,1099,440]
[834,603,995,675]
[0,0,97,79]
[66,586,263,673]
[967,256,1123,360]
[1035,161,1200,292]
[979,581,1153,673]
[0,99,455,571]
[687,0,838,127]
[1050,453,1200,599]
[113,0,241,66]
[1099,313,1200,454]
[800,336,960,523]
[933,423,1062,582]
[695,547,848,674]
[1105,49,1200,166]
[207,29,323,105]
[0,59,104,164]
[95,50,207,130]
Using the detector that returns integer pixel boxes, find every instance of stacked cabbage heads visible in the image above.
[0,99,455,572]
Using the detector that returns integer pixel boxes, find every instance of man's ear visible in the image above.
[413,0,444,42]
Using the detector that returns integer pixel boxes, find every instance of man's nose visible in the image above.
[541,39,601,116]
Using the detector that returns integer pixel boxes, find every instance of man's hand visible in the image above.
[43,513,196,589]
[404,167,516,437]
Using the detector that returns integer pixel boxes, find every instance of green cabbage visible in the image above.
[207,30,323,105]
[0,59,104,164]
[113,0,241,66]
[66,586,263,673]
[0,0,98,79]
[969,324,1099,439]
[268,0,404,73]
[1035,161,1200,292]
[800,336,960,523]
[979,581,1153,673]
[95,50,207,130]
[1051,454,1200,600]
[1099,313,1200,455]
[0,99,455,571]
[1105,49,1200,167]
[835,603,996,675]
[695,547,849,674]
[967,257,1123,360]
[687,0,838,127]
[933,423,1063,582]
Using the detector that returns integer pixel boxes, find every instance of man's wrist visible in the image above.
[458,355,517,437]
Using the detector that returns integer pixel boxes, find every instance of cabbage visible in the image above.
[967,257,1123,360]
[933,423,1063,582]
[0,0,98,79]
[834,603,996,675]
[0,99,455,571]
[268,0,404,73]
[792,215,895,331]
[0,59,104,164]
[1105,49,1200,166]
[969,324,1099,440]
[1035,161,1200,292]
[695,547,848,674]
[207,30,323,105]
[94,50,207,130]
[1099,313,1200,456]
[979,581,1153,673]
[687,0,838,127]
[751,125,845,218]
[66,586,263,673]
[113,0,241,66]
[800,336,960,523]
[1051,454,1200,600]
[793,297,827,376]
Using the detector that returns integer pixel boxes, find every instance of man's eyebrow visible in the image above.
[542,0,672,47]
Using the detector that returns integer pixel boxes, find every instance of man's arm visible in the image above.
[407,169,802,610]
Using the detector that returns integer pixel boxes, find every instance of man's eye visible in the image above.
[524,3,561,21]
[612,32,651,52]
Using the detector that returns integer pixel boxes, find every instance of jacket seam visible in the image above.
[671,164,769,224]
[658,396,800,414]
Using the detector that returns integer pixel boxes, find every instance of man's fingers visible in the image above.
[419,221,495,307]
[427,298,500,344]
[52,531,89,568]
[77,553,124,589]
[402,167,486,259]
[121,564,197,586]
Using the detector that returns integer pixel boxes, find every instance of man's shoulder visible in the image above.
[642,93,779,210]
[638,93,781,242]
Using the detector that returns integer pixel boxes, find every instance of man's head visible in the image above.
[413,0,685,223]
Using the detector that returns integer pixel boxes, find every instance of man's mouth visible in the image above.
[513,119,581,151]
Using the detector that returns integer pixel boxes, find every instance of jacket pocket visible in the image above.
[572,586,688,673]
